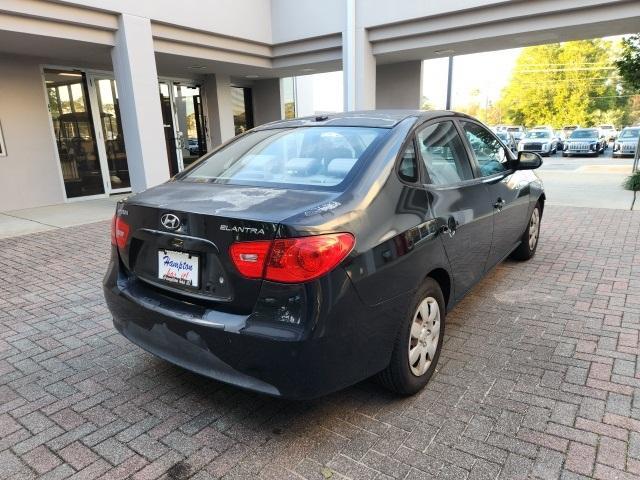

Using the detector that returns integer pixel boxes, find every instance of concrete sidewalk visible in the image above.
[0,195,126,239]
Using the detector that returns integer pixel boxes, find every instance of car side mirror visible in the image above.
[515,151,543,170]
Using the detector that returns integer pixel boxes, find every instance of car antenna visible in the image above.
[315,115,329,122]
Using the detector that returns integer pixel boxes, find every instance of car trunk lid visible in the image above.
[116,182,340,311]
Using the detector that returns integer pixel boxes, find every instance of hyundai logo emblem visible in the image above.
[161,213,181,230]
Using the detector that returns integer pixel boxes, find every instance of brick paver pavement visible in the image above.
[1,205,639,479]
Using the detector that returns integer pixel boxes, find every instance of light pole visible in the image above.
[445,56,453,110]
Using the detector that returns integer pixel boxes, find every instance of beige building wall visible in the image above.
[0,56,64,211]
[63,0,273,44]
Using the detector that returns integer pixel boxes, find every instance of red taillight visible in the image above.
[111,215,130,249]
[229,233,355,283]
[229,240,272,279]
[265,234,354,282]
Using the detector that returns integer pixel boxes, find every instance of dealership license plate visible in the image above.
[158,250,199,287]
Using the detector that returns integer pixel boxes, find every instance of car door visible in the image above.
[416,120,494,300]
[459,120,531,268]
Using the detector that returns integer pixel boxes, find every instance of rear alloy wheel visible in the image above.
[377,279,445,395]
[408,298,441,376]
[511,203,541,261]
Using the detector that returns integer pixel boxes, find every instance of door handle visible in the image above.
[493,198,505,211]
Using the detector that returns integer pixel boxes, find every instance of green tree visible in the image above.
[616,34,640,173]
[420,96,434,110]
[498,39,622,128]
[615,34,640,126]
[616,34,640,92]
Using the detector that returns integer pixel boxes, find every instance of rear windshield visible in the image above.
[570,130,598,139]
[182,126,386,189]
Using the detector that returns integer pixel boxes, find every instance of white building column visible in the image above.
[294,75,315,117]
[111,14,169,192]
[203,74,235,148]
[376,61,423,109]
[343,0,376,111]
[252,78,282,126]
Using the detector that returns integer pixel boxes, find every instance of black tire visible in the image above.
[511,203,542,261]
[562,152,568,157]
[377,278,445,396]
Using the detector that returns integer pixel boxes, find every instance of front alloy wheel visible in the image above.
[528,207,540,251]
[511,203,542,261]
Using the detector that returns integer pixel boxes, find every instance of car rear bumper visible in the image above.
[103,252,408,399]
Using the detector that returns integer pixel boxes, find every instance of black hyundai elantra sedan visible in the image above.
[104,110,545,399]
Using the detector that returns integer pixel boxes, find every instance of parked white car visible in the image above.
[518,129,558,156]
[505,125,527,142]
[598,124,618,143]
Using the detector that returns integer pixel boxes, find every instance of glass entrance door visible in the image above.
[159,81,207,176]
[93,77,130,191]
[45,69,105,198]
[232,86,254,135]
[173,84,206,168]
[159,82,180,176]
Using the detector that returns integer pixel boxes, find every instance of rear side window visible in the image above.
[183,126,386,189]
[417,121,474,185]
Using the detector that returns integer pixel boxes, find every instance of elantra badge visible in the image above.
[220,225,265,235]
[161,213,181,230]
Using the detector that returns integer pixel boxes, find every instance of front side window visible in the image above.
[417,121,474,185]
[183,126,386,189]
[460,121,508,177]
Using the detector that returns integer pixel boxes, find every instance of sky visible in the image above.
[296,47,523,113]
[423,48,523,109]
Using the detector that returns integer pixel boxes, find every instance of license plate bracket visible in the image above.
[157,250,199,288]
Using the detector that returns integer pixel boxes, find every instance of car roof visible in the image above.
[253,110,475,130]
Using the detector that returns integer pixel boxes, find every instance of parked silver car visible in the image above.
[612,127,639,158]
[562,128,605,157]
[495,130,518,152]
[518,129,558,156]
